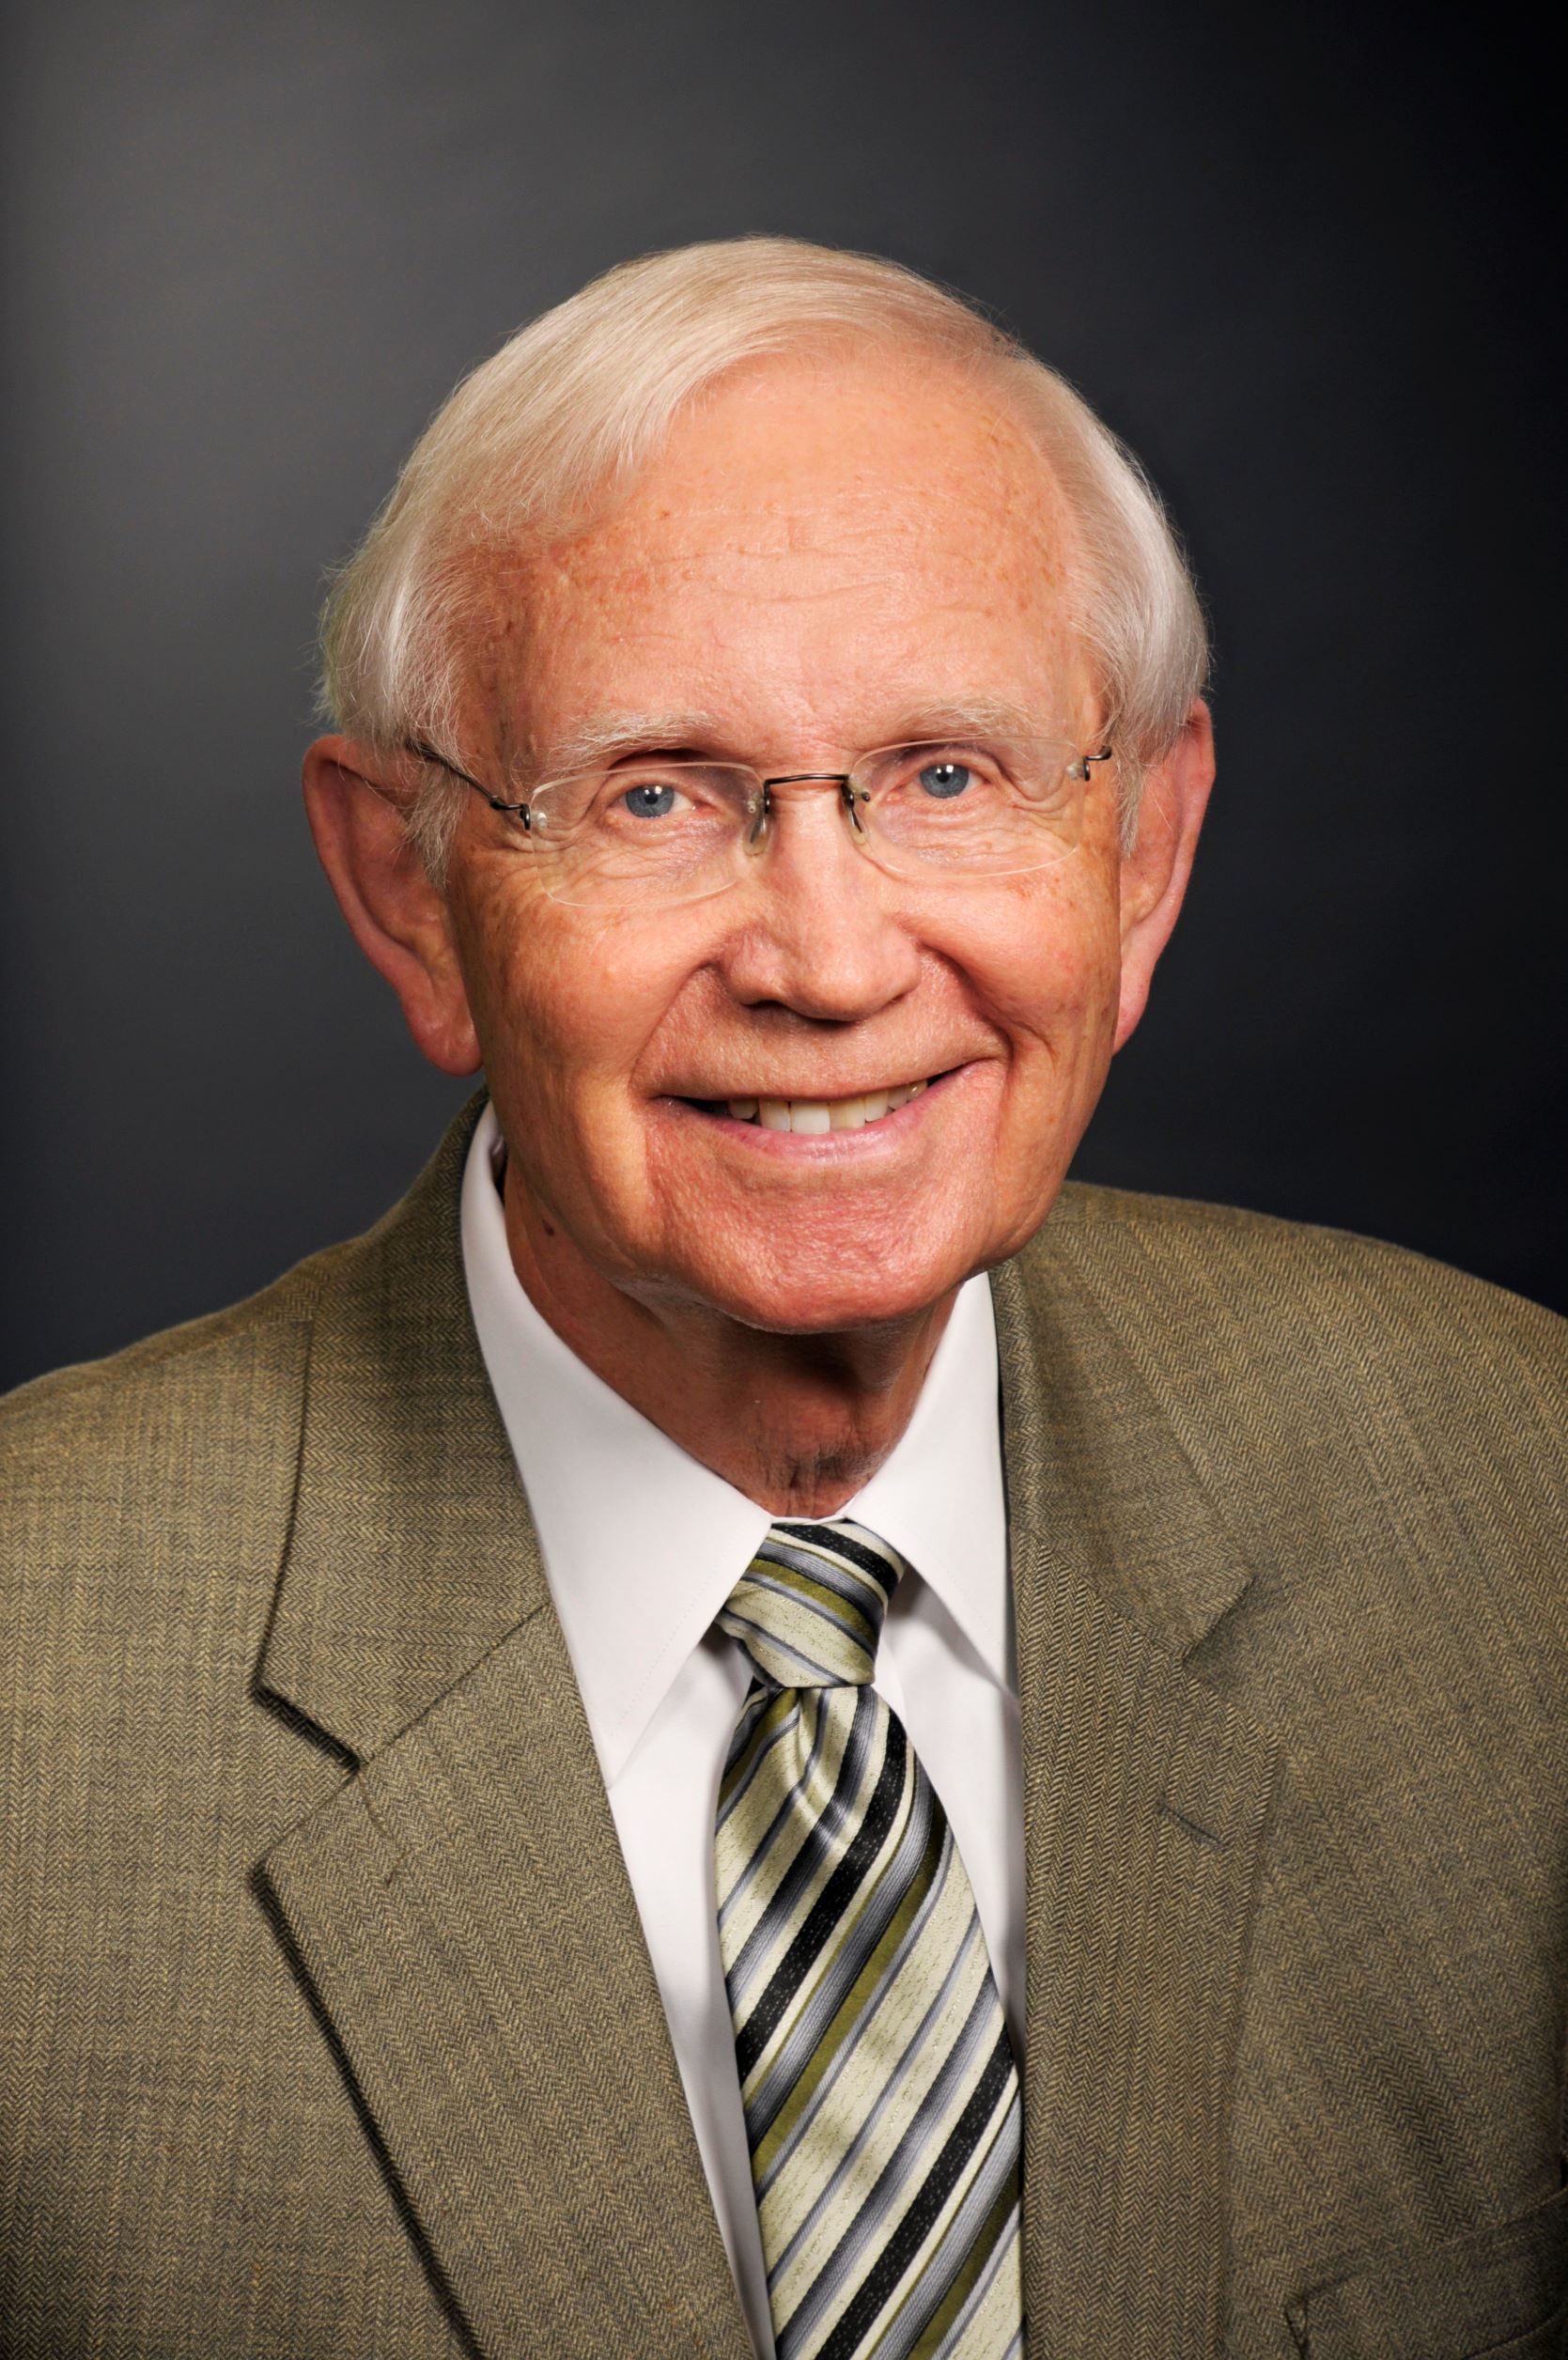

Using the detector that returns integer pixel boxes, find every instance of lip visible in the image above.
[655,1062,974,1155]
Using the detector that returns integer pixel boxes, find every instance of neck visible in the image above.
[501,1170,955,1518]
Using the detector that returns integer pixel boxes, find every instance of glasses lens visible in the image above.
[854,738,1088,875]
[531,762,762,907]
[509,738,1095,906]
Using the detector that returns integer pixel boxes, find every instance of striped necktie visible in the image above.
[715,1518,1023,2360]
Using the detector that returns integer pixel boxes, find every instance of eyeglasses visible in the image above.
[401,733,1113,910]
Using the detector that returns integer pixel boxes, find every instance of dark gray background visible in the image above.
[4,0,1562,1394]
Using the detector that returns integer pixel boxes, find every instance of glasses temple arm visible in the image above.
[400,738,531,822]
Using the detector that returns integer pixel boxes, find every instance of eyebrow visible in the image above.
[876,697,1052,746]
[528,696,1057,780]
[527,711,727,780]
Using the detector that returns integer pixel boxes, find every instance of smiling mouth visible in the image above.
[680,1074,947,1134]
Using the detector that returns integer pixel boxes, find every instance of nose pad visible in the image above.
[749,774,871,859]
[841,779,871,839]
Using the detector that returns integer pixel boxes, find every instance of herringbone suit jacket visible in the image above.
[4,1098,1567,2358]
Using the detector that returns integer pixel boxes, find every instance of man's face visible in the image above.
[440,351,1172,1334]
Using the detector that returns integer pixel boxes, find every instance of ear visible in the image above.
[1112,698,1215,1052]
[302,735,482,1076]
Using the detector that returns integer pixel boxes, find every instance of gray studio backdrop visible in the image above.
[4,0,1562,1392]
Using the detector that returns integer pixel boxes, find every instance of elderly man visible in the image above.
[3,240,1565,2360]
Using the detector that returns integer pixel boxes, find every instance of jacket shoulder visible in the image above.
[1042,1177,1568,1380]
[0,1242,362,1606]
[0,1098,481,1590]
[1024,1178,1567,1642]
[1028,1181,1568,1678]
[1,1244,333,1452]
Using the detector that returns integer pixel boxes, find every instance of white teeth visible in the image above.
[717,1079,933,1130]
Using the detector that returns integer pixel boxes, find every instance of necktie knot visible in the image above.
[718,1518,903,1691]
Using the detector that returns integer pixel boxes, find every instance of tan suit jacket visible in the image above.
[4,1096,1567,2358]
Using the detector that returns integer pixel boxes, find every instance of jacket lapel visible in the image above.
[991,1228,1281,2359]
[255,1103,750,2358]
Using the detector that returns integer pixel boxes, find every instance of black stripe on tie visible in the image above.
[743,1771,943,2150]
[733,1712,909,2085]
[725,1688,880,2003]
[801,2029,1016,2360]
[767,1522,904,1598]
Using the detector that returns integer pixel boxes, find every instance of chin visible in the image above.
[666,1231,979,1336]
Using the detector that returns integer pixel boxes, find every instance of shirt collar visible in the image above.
[460,1101,1009,1786]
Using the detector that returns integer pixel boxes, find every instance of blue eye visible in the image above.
[621,782,678,819]
[917,761,972,800]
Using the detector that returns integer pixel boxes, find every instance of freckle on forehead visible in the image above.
[467,349,1087,749]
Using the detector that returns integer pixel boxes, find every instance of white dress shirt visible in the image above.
[459,1102,1022,2357]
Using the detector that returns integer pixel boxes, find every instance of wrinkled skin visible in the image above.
[305,350,1213,1511]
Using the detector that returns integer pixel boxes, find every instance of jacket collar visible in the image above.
[990,1219,1257,1657]
[256,1093,548,1764]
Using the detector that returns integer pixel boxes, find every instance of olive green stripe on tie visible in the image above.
[747,1808,956,2189]
[715,1516,1022,2358]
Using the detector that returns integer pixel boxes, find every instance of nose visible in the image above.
[718,776,922,1023]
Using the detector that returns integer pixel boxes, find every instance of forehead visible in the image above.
[480,349,1088,758]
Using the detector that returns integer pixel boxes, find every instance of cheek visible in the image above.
[966,878,1123,1243]
[455,880,687,1126]
[953,869,1122,1052]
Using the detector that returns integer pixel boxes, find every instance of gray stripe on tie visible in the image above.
[746,1766,939,2144]
[930,2198,1020,2360]
[735,1566,879,1659]
[719,1700,834,1932]
[721,1609,844,1686]
[753,1541,893,1619]
[877,2087,1020,2359]
[756,1872,977,2208]
[725,1688,882,2013]
[768,1969,1000,2347]
[719,1693,802,1828]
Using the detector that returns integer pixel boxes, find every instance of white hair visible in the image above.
[318,237,1208,878]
